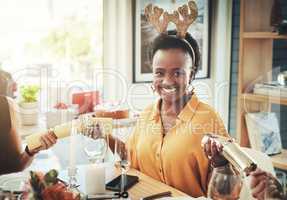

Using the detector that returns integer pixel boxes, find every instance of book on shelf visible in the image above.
[245,112,282,155]
[253,81,287,98]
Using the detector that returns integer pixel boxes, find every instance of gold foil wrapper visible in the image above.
[211,135,257,175]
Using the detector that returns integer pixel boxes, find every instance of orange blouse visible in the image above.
[127,94,229,197]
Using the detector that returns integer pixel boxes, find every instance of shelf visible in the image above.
[237,0,287,150]
[240,93,287,106]
[270,149,287,171]
[243,32,287,39]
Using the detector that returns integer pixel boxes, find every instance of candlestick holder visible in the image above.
[67,167,78,189]
[68,119,80,189]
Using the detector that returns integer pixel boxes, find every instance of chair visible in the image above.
[239,147,275,200]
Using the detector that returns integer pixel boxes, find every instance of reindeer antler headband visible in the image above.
[144,1,198,68]
[144,1,198,38]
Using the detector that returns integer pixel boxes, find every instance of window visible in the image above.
[0,0,103,111]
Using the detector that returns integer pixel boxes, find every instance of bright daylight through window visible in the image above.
[0,0,103,111]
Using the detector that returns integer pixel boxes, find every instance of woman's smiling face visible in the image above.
[152,48,192,103]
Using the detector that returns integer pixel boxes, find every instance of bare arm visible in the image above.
[1,96,57,173]
[107,134,128,155]
[19,132,57,169]
[6,129,57,173]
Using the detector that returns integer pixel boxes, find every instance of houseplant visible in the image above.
[19,85,40,125]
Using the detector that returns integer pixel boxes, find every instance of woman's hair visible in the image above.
[152,30,201,82]
[0,96,22,174]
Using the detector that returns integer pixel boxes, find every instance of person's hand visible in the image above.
[91,123,103,139]
[31,131,58,154]
[201,134,229,167]
[250,168,284,200]
[39,131,57,150]
[81,122,103,139]
[250,168,267,200]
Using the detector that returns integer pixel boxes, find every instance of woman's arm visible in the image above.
[107,134,117,153]
[83,119,140,169]
[17,131,58,171]
[0,96,58,175]
[13,131,57,171]
[202,135,285,200]
[106,128,139,169]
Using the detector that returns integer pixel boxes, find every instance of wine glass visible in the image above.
[208,167,243,200]
[83,135,108,164]
[80,115,109,164]
[114,136,131,195]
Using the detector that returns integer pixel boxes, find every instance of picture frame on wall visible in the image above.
[132,0,211,83]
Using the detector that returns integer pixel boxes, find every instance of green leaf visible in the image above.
[20,85,40,103]
[44,169,59,186]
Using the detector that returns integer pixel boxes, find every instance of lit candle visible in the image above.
[85,164,106,194]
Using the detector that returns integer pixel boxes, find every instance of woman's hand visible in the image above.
[250,168,284,200]
[29,131,58,155]
[39,131,57,150]
[201,134,228,167]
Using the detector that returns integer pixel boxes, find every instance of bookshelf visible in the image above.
[237,0,287,170]
[243,32,287,39]
[240,93,287,106]
[270,149,287,171]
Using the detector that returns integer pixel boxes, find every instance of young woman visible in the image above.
[126,31,229,197]
[0,95,57,174]
[102,29,283,198]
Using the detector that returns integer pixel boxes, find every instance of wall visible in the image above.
[103,0,233,126]
[228,0,287,147]
[228,0,240,138]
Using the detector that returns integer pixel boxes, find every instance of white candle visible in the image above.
[69,120,77,169]
[69,136,76,169]
[85,164,106,194]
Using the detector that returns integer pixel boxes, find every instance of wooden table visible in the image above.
[25,147,191,199]
[58,164,191,200]
[0,168,195,200]
[126,169,189,199]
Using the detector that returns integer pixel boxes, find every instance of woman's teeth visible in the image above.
[162,88,177,93]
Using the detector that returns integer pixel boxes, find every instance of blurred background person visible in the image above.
[0,95,57,174]
[0,68,17,98]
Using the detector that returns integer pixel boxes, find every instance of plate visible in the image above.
[0,173,28,192]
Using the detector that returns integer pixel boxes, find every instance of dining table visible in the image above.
[125,169,189,199]
[6,117,262,200]
[0,154,202,200]
[58,164,196,200]
[0,131,209,200]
